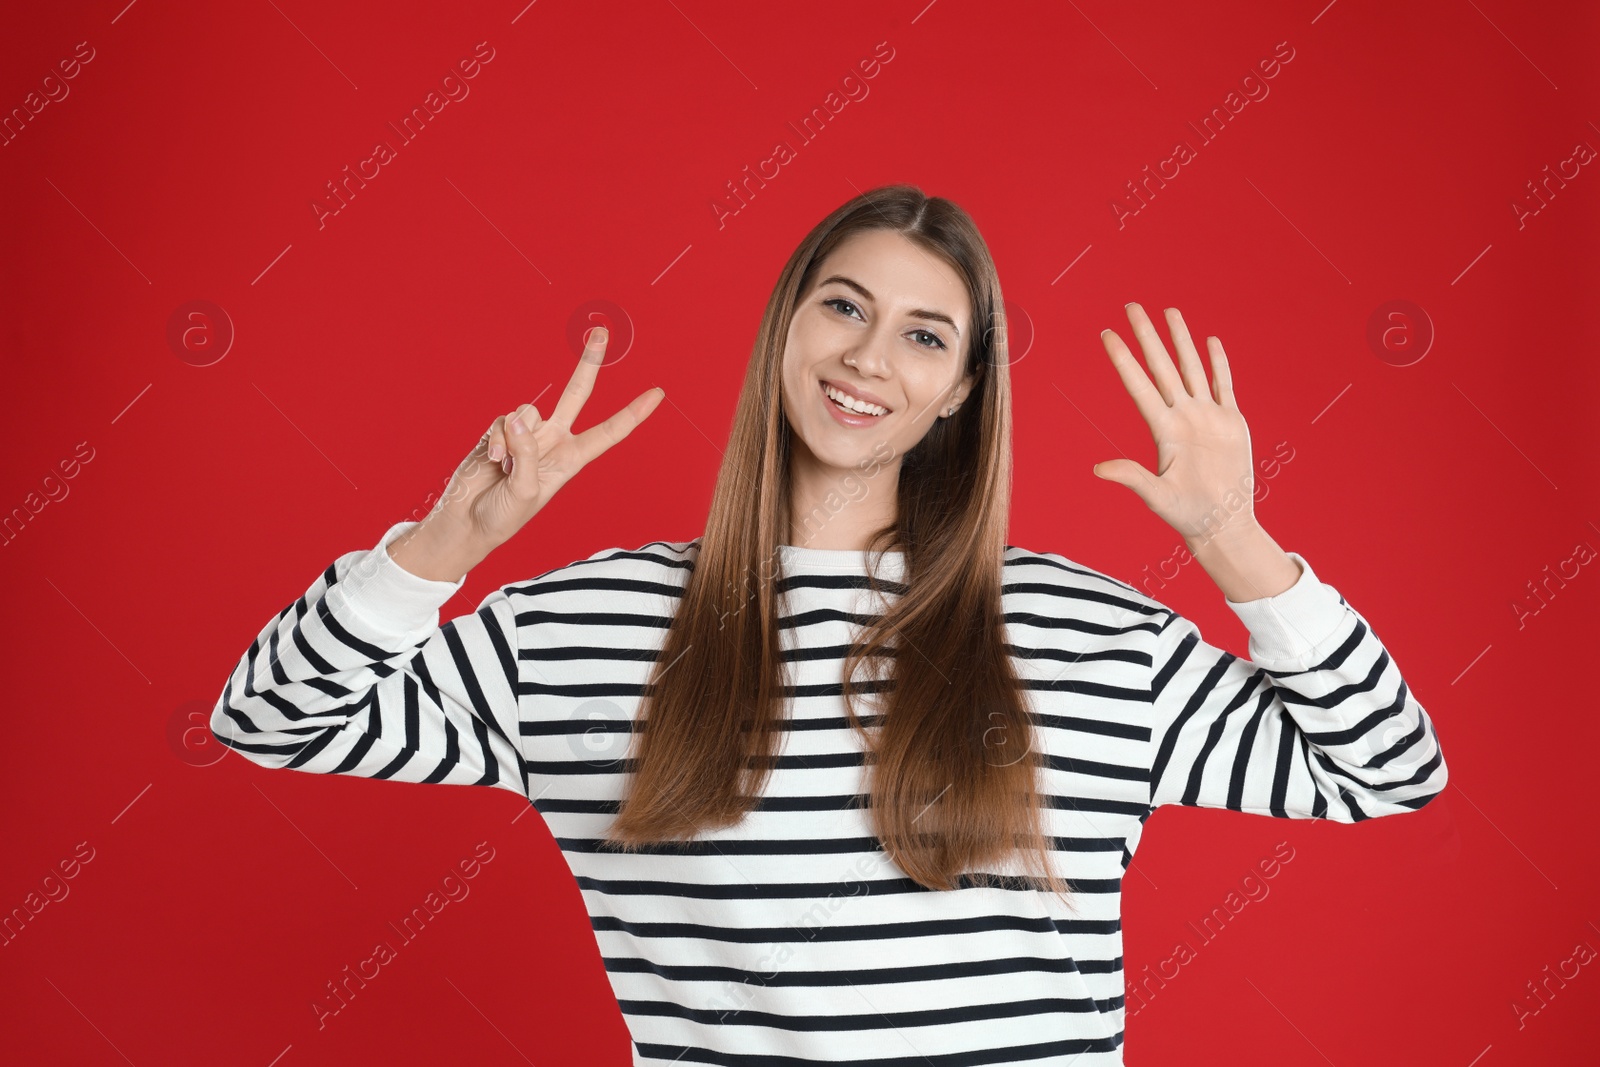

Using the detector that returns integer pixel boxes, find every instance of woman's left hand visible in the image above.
[1091,303,1258,548]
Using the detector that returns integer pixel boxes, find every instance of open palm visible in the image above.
[1092,304,1257,547]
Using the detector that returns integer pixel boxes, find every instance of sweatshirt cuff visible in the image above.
[1223,551,1349,670]
[326,521,468,644]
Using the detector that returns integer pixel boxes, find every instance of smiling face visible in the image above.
[780,228,977,482]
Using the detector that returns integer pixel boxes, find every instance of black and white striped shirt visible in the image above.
[211,520,1448,1065]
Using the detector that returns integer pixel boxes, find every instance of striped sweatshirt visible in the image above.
[211,520,1448,1066]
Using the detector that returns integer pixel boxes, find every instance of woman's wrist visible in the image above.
[1185,519,1301,603]
[386,519,489,584]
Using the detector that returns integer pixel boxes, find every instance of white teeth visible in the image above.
[823,384,887,416]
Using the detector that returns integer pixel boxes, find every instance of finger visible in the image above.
[1100,327,1169,430]
[1162,307,1208,400]
[495,403,542,464]
[471,416,505,469]
[548,326,609,430]
[1123,302,1184,406]
[484,416,507,463]
[450,420,503,501]
[571,386,666,470]
[502,404,542,481]
[512,402,543,434]
[495,413,518,475]
[1206,336,1237,408]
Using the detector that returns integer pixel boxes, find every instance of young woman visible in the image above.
[212,185,1447,1065]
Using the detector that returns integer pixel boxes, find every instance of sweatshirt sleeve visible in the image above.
[1147,551,1447,820]
[209,521,529,799]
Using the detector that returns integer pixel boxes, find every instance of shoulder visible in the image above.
[1002,543,1173,629]
[499,537,700,604]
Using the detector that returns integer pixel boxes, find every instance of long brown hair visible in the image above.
[605,184,1074,907]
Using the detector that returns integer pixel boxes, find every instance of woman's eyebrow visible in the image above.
[819,274,961,339]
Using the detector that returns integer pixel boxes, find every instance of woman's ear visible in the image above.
[945,367,980,416]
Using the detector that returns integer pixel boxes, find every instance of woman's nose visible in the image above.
[843,329,893,375]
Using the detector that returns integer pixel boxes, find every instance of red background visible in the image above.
[3,0,1598,1063]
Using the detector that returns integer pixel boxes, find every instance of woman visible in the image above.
[212,184,1447,1065]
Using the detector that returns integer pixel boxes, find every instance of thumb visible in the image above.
[1092,458,1157,502]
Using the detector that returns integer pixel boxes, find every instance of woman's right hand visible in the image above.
[390,326,665,582]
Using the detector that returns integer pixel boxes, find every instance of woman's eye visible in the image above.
[824,299,946,351]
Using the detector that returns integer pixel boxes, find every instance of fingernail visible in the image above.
[502,456,513,475]
[590,326,608,344]
[489,442,504,461]
[511,416,526,435]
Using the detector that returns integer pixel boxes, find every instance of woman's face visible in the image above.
[780,228,977,476]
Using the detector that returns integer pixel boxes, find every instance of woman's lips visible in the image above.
[819,379,888,427]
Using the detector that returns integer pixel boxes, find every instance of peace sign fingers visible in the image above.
[570,385,669,471]
[547,325,613,431]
